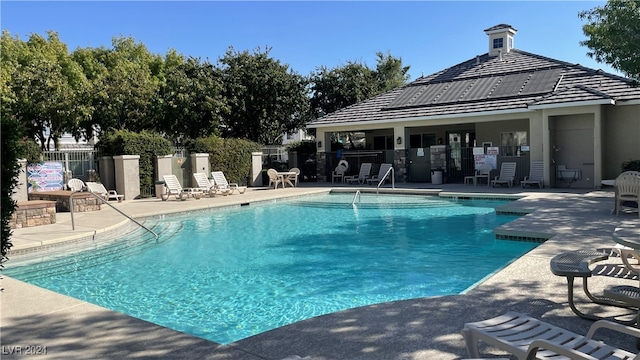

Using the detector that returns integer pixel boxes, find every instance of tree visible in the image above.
[579,0,640,82]
[74,37,163,137]
[2,31,91,150]
[309,52,410,116]
[374,51,411,92]
[310,61,377,116]
[218,47,310,144]
[158,56,228,144]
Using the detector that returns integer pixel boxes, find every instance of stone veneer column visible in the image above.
[316,152,328,182]
[393,149,409,183]
[113,155,140,201]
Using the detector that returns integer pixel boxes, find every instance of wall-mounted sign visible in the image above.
[27,161,64,192]
[474,155,498,170]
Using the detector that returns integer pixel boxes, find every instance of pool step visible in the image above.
[289,200,458,209]
[5,220,183,281]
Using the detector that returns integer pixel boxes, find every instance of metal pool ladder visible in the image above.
[376,167,395,194]
[352,190,361,205]
[70,191,158,240]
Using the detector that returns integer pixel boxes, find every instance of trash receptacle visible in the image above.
[431,170,443,185]
[155,180,166,199]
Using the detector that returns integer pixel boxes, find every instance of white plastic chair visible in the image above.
[491,162,516,188]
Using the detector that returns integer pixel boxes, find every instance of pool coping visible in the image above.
[3,183,639,359]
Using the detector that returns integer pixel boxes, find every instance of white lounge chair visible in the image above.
[192,172,227,196]
[345,163,372,184]
[211,171,246,194]
[67,178,85,191]
[462,311,640,360]
[85,182,124,202]
[161,174,203,201]
[491,162,516,188]
[520,160,544,189]
[267,168,283,189]
[366,163,393,185]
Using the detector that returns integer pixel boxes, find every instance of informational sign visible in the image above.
[472,147,485,155]
[486,147,500,155]
[27,162,64,192]
[417,148,424,157]
[474,154,497,170]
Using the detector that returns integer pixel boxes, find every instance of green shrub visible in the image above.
[96,130,172,190]
[1,116,22,266]
[188,135,262,185]
[622,159,640,172]
[18,138,42,164]
[286,140,316,153]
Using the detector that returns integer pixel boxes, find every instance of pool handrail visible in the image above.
[376,166,395,194]
[70,191,158,240]
[352,190,361,205]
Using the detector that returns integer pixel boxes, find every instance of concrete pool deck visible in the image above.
[2,183,639,359]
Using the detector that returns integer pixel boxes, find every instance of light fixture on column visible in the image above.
[396,136,402,145]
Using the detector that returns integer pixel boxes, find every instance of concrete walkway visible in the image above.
[2,183,639,359]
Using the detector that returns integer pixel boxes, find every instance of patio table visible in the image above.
[277,171,297,188]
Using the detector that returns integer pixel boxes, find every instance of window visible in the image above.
[493,38,503,49]
[409,133,436,148]
[500,131,527,156]
[373,135,393,150]
[508,37,513,49]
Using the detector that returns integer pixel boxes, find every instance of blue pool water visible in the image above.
[5,193,537,344]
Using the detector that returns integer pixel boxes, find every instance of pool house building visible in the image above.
[307,24,640,188]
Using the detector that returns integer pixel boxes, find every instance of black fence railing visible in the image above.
[443,146,531,184]
[327,151,386,179]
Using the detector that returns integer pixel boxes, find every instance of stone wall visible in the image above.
[11,200,56,229]
[28,191,101,212]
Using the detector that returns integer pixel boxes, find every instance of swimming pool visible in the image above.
[5,193,538,344]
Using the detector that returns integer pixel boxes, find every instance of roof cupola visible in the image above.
[484,24,517,57]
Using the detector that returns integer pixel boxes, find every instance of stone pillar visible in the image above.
[155,155,173,181]
[316,152,328,182]
[393,126,409,183]
[315,131,331,182]
[113,155,140,201]
[98,156,115,190]
[250,152,263,187]
[12,159,28,203]
[190,153,210,187]
[393,149,409,183]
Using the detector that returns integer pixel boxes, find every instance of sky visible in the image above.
[1,1,620,81]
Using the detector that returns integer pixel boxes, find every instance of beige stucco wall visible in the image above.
[548,113,595,188]
[602,104,640,179]
[312,103,637,187]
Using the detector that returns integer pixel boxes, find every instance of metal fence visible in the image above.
[42,149,97,181]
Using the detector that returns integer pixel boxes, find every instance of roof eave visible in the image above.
[528,99,615,110]
[617,99,640,106]
[307,107,533,129]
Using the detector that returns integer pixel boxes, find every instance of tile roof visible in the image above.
[309,50,640,127]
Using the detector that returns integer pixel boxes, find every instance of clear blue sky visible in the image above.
[2,1,619,81]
